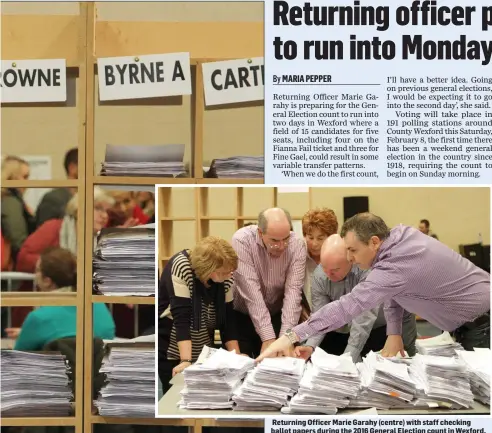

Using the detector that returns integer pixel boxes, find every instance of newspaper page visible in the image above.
[265,0,492,184]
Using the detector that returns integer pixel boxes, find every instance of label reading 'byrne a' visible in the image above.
[97,52,192,101]
[0,59,67,103]
[202,57,264,106]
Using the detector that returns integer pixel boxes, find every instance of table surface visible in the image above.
[157,384,490,417]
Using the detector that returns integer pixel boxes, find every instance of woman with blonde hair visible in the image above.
[1,156,36,262]
[157,236,243,391]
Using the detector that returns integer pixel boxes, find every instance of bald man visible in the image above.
[231,208,306,358]
[297,235,417,362]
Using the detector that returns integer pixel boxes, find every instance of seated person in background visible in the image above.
[107,191,149,227]
[232,208,306,358]
[13,187,113,327]
[9,247,115,350]
[296,235,417,362]
[418,219,438,240]
[157,236,242,392]
[35,147,78,227]
[301,208,339,311]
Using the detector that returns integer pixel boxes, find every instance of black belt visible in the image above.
[455,312,490,333]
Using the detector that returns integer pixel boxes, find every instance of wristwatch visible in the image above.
[284,329,299,346]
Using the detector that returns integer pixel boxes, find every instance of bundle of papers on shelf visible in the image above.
[179,348,255,410]
[1,351,73,417]
[456,348,490,405]
[409,354,475,409]
[100,144,187,177]
[232,357,305,411]
[95,343,155,417]
[416,332,464,357]
[282,349,359,415]
[93,226,155,296]
[206,156,264,178]
[349,351,418,410]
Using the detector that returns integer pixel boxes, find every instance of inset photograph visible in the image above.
[155,185,490,417]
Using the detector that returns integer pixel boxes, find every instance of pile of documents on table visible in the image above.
[95,343,155,417]
[100,144,187,177]
[179,348,255,409]
[93,226,155,296]
[1,351,73,417]
[207,156,264,178]
[282,349,360,414]
[410,354,475,409]
[456,349,490,405]
[416,332,464,357]
[232,357,305,411]
[349,351,418,410]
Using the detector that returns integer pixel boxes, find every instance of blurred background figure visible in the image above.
[35,148,78,227]
[418,219,438,240]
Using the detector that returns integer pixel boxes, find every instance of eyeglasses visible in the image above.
[266,239,290,249]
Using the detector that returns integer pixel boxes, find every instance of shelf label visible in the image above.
[0,59,67,103]
[202,57,264,106]
[97,52,192,101]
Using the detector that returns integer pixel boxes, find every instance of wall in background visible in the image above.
[163,186,490,254]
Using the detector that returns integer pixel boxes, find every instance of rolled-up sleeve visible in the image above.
[280,239,306,335]
[384,299,405,335]
[232,236,275,341]
[294,266,404,342]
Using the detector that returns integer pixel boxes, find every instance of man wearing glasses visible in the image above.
[231,208,306,358]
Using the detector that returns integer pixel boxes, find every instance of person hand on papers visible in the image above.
[294,345,314,360]
[172,361,192,377]
[261,339,276,354]
[5,328,21,339]
[381,334,405,357]
[256,335,295,362]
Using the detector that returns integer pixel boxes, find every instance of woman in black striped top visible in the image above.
[157,236,242,392]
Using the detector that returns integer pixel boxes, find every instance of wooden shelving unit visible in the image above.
[2,3,266,432]
[1,5,89,433]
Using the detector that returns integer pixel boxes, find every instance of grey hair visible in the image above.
[340,212,390,244]
[257,208,293,234]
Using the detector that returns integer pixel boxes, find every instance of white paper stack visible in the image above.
[1,351,73,417]
[93,227,155,296]
[179,348,255,410]
[416,332,464,357]
[101,144,187,177]
[208,156,264,179]
[95,344,155,417]
[349,352,417,410]
[232,357,305,411]
[409,354,475,409]
[456,348,491,405]
[282,349,360,415]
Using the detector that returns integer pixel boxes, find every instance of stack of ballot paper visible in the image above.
[179,348,255,410]
[282,349,360,414]
[456,349,491,405]
[207,156,264,178]
[93,226,155,296]
[416,332,464,357]
[95,344,155,417]
[409,354,475,409]
[1,351,73,417]
[232,357,305,411]
[100,144,187,177]
[349,352,417,410]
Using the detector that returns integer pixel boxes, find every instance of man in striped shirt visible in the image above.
[232,208,306,358]
[257,213,490,361]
